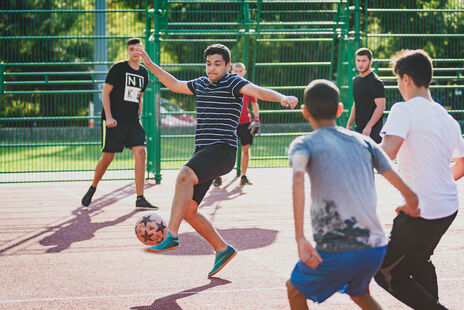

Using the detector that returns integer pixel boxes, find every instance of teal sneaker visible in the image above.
[208,245,237,278]
[146,232,179,252]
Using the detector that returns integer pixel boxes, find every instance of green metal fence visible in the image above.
[1,0,350,183]
[364,0,464,123]
[154,0,344,177]
[0,1,148,182]
[1,0,463,183]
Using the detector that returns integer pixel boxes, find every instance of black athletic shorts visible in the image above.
[237,123,253,146]
[185,143,236,204]
[101,120,146,153]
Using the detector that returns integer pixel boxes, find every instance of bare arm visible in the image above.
[250,97,259,120]
[346,102,356,130]
[102,83,117,128]
[135,48,192,95]
[382,169,420,217]
[292,154,323,269]
[138,92,143,118]
[452,157,464,181]
[363,97,386,136]
[240,83,298,109]
[381,135,404,160]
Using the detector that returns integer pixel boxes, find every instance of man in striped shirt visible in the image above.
[135,44,298,277]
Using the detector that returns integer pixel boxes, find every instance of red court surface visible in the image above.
[1,168,463,309]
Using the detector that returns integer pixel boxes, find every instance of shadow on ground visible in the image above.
[130,277,232,310]
[0,183,155,254]
[156,227,278,255]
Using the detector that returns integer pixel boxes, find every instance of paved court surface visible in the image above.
[1,168,463,309]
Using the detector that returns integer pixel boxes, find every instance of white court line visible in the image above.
[0,287,283,304]
[2,278,464,304]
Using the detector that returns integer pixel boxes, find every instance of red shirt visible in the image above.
[239,94,257,124]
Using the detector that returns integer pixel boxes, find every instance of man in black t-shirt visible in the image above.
[346,48,386,143]
[134,43,298,277]
[81,38,157,210]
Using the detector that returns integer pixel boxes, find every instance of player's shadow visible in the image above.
[130,277,231,310]
[158,227,278,255]
[37,183,154,253]
[200,176,246,222]
[39,208,138,253]
[201,175,245,207]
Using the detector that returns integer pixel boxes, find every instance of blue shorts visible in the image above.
[290,246,386,303]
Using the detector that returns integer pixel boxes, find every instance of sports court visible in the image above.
[1,1,464,309]
[1,168,463,309]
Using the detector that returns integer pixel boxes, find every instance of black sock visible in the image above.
[137,195,144,200]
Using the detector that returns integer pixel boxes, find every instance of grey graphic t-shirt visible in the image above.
[288,127,391,252]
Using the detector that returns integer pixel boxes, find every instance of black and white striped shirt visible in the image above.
[187,73,249,148]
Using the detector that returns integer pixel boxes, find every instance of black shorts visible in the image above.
[101,121,146,153]
[185,143,236,204]
[237,123,253,146]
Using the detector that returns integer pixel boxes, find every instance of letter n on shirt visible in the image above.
[124,73,144,103]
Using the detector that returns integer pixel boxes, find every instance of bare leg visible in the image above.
[132,146,147,196]
[91,152,115,187]
[286,280,309,310]
[167,166,198,236]
[240,144,250,176]
[184,200,227,252]
[350,288,382,310]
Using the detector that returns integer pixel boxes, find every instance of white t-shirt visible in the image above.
[381,96,464,219]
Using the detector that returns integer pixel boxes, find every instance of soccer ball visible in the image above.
[135,212,168,246]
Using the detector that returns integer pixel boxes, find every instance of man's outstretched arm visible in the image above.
[135,48,192,95]
[240,83,298,109]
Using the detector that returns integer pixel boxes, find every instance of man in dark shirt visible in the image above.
[346,48,385,143]
[81,38,157,210]
[135,44,298,277]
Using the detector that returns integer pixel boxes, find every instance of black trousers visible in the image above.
[374,211,457,310]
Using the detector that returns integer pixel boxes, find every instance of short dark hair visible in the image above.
[204,44,231,64]
[127,38,141,46]
[392,49,433,88]
[355,48,372,60]
[304,79,340,120]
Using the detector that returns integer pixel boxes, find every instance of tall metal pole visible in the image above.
[144,0,155,180]
[93,0,107,127]
[152,0,162,184]
[354,0,362,50]
[236,0,251,176]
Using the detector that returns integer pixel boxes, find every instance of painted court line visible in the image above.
[0,287,284,304]
[2,277,463,304]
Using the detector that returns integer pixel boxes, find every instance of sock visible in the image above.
[137,195,144,200]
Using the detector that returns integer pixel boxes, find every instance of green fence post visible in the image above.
[0,63,4,94]
[353,0,362,51]
[364,0,369,48]
[236,0,252,176]
[144,1,162,184]
[144,0,153,180]
[152,0,162,184]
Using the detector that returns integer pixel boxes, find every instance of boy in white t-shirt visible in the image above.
[374,49,464,309]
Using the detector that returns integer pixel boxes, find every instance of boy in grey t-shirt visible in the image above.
[286,80,419,309]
